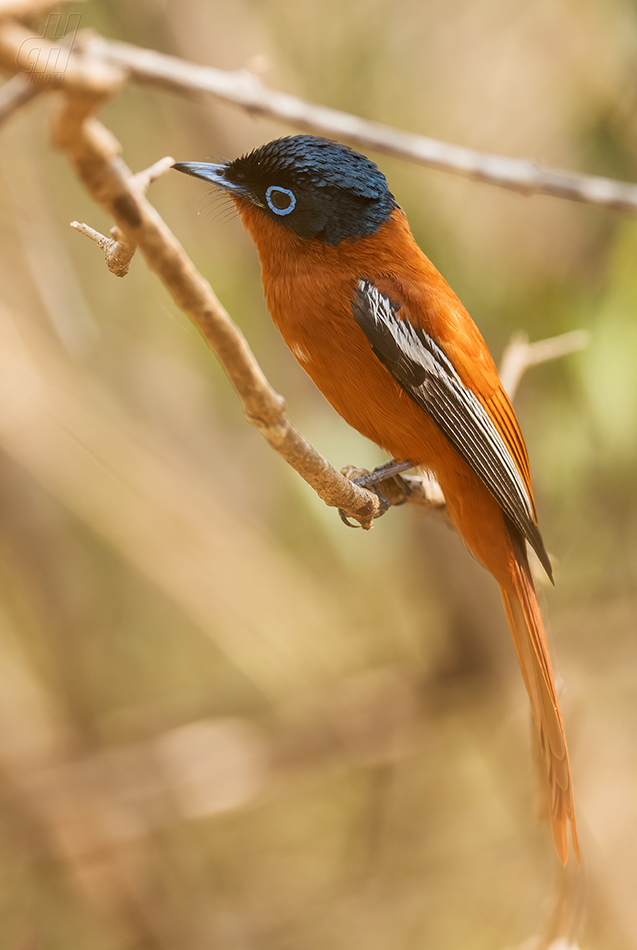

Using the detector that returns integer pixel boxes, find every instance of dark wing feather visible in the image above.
[351,280,552,580]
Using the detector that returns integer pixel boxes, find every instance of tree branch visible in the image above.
[79,33,637,216]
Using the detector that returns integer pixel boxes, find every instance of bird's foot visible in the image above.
[338,459,413,528]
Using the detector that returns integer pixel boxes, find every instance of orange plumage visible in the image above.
[175,138,578,864]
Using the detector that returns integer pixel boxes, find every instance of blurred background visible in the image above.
[1,0,636,947]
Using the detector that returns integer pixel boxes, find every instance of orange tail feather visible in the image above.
[500,565,579,865]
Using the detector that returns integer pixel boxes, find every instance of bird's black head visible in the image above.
[174,135,397,245]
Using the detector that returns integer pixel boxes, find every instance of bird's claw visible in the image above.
[338,485,390,528]
[338,510,360,528]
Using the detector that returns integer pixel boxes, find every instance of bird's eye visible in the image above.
[266,185,296,216]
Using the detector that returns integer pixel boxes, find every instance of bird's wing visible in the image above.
[351,279,551,579]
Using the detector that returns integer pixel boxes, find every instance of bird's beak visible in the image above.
[173,161,245,196]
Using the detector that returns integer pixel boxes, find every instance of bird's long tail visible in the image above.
[500,558,579,865]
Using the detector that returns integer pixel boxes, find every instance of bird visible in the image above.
[174,134,578,864]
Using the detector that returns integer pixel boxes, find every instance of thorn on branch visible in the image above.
[71,220,136,277]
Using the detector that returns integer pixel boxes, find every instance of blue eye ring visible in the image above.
[266,185,296,215]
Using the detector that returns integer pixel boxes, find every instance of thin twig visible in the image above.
[70,220,136,277]
[80,33,637,216]
[132,154,175,193]
[500,329,590,398]
[69,155,174,276]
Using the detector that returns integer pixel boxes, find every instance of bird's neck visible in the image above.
[233,202,431,285]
